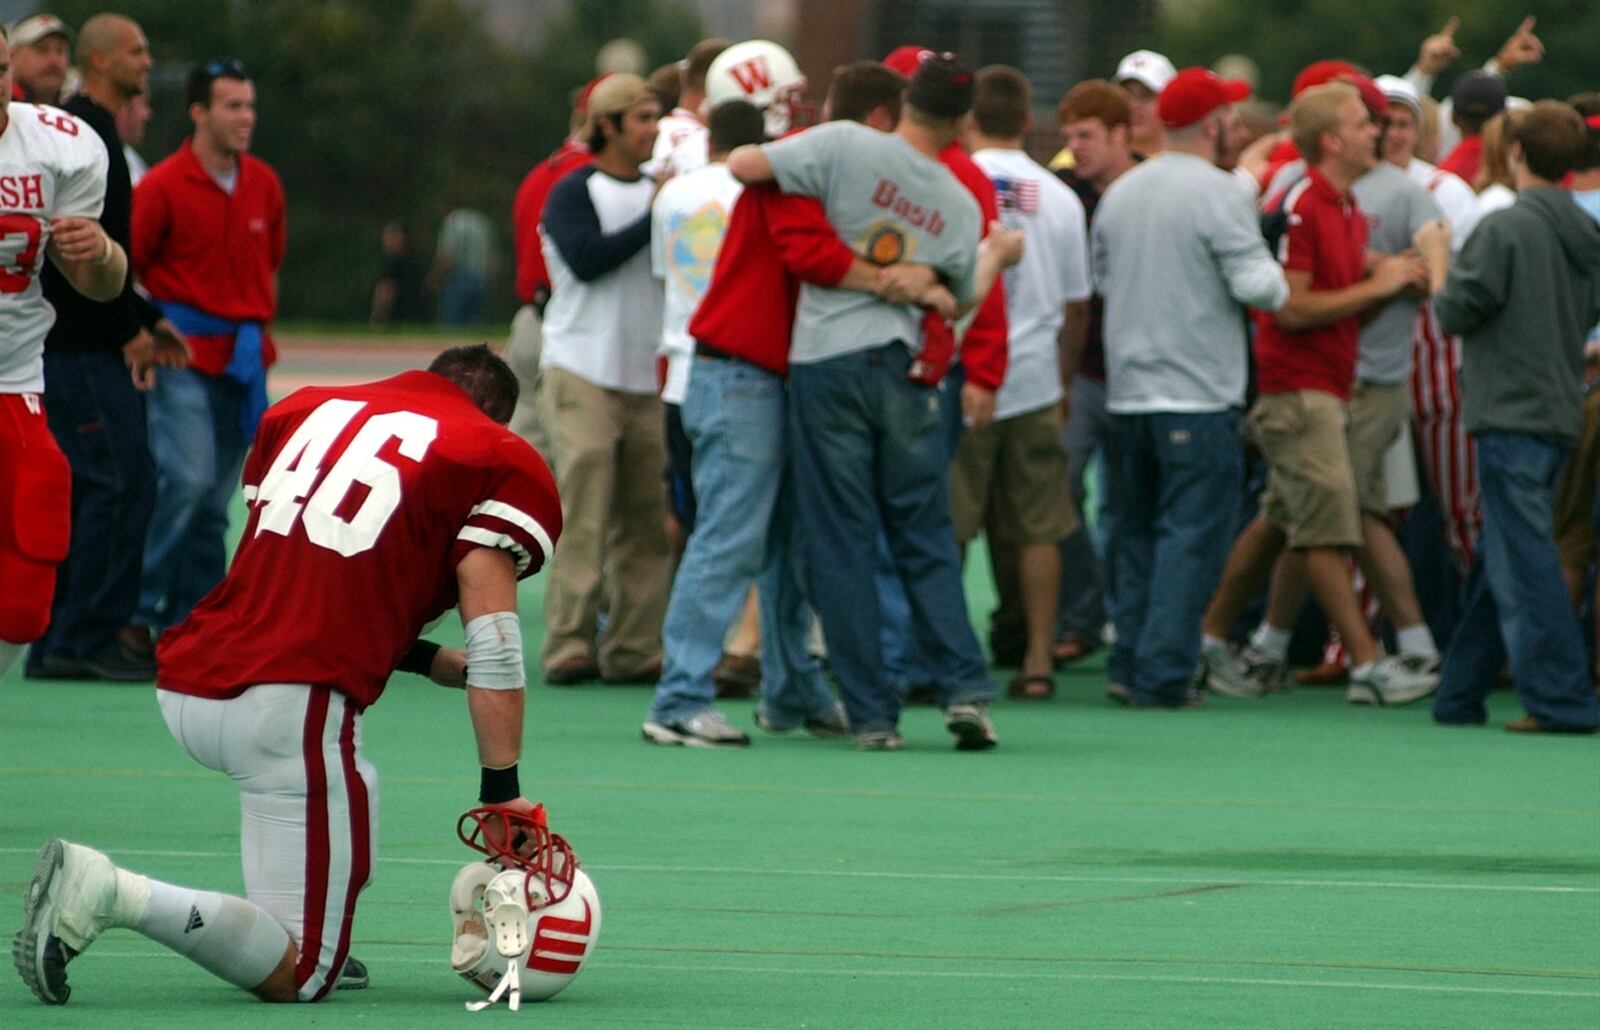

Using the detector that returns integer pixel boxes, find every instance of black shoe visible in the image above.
[336,955,368,990]
[26,651,154,683]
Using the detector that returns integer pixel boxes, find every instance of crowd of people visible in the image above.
[506,20,1600,748]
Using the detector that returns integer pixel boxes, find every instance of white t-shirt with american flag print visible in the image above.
[972,147,1091,420]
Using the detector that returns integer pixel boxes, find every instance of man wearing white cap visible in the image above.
[10,13,73,104]
[1114,49,1177,156]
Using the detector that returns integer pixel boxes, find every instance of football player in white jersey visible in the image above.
[0,25,127,681]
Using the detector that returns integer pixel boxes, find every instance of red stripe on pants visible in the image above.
[308,703,372,1002]
[294,687,332,991]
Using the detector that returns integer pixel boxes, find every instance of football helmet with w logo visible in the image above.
[450,804,602,1009]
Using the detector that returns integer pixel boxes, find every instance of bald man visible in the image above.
[27,14,190,682]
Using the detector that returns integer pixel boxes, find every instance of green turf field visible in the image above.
[3,338,1597,1026]
[4,571,1598,1028]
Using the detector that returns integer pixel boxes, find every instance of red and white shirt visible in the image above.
[1256,167,1369,399]
[157,371,562,708]
[0,102,108,393]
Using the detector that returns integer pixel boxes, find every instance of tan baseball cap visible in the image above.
[584,72,650,131]
[10,13,73,48]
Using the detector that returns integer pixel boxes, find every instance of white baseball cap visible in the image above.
[1375,75,1421,117]
[1115,50,1177,93]
[10,13,72,48]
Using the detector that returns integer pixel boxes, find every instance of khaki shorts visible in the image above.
[1250,389,1362,549]
[949,403,1078,545]
[1346,380,1410,515]
[1554,388,1600,571]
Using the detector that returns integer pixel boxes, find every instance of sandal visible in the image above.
[1052,631,1101,667]
[1006,673,1056,700]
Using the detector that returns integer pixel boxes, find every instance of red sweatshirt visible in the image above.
[934,142,1008,391]
[511,139,592,304]
[688,185,855,375]
[132,140,286,376]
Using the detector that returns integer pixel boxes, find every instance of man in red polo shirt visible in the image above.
[504,77,600,450]
[1201,81,1438,705]
[132,58,286,634]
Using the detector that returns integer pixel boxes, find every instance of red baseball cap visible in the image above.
[883,45,934,78]
[574,74,609,115]
[1158,68,1251,129]
[1291,60,1387,118]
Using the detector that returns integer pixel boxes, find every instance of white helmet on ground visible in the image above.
[450,804,602,1008]
[705,39,815,137]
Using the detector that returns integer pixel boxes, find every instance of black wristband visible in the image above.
[480,763,521,805]
[398,639,442,676]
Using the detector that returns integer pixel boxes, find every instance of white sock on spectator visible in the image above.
[1249,623,1292,662]
[1395,624,1438,659]
[1352,660,1377,680]
[1201,634,1227,652]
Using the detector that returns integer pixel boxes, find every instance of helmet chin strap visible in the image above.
[466,872,534,1012]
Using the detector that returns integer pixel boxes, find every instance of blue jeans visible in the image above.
[1059,375,1111,640]
[878,363,966,691]
[1107,411,1243,703]
[649,358,834,725]
[31,351,156,662]
[1434,432,1598,729]
[139,368,246,631]
[789,343,993,734]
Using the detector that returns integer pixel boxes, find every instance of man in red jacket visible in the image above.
[133,58,286,635]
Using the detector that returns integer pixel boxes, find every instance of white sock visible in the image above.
[1201,634,1227,652]
[1249,623,1292,663]
[133,877,291,991]
[1396,624,1438,659]
[1352,660,1377,680]
[0,641,23,680]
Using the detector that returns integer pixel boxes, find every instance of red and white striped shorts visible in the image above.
[157,684,377,1002]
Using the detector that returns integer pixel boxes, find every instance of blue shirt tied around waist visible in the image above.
[158,301,268,440]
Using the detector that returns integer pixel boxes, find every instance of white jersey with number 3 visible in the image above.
[0,102,110,393]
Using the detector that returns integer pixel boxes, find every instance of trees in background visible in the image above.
[48,0,701,322]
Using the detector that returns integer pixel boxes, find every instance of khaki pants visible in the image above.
[537,367,671,677]
[1251,389,1362,549]
[505,305,549,456]
[1345,380,1409,516]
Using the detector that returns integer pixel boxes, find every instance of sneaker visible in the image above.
[944,702,998,751]
[337,955,369,990]
[1200,640,1281,699]
[13,839,122,1005]
[1105,682,1131,705]
[641,709,750,748]
[856,730,905,751]
[758,702,851,739]
[1346,655,1440,706]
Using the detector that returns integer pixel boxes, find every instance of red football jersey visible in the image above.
[157,371,561,707]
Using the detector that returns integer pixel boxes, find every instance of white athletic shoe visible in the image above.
[12,839,121,1005]
[1346,655,1440,706]
[641,709,751,748]
[1201,640,1282,699]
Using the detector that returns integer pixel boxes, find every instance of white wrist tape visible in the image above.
[464,611,525,691]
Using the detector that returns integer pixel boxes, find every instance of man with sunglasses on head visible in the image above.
[132,58,285,638]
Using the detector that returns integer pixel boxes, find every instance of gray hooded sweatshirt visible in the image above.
[1435,186,1600,445]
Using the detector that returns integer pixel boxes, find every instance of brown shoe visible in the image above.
[118,625,155,660]
[1505,715,1598,735]
[602,661,662,685]
[543,657,600,686]
[1294,661,1348,686]
[712,653,761,698]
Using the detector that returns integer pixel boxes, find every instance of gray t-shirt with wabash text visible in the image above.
[765,121,982,365]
